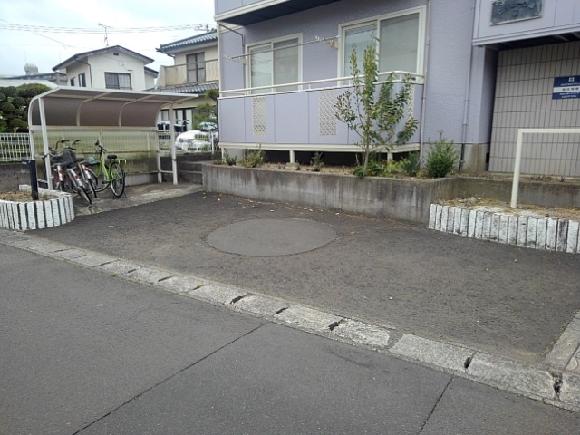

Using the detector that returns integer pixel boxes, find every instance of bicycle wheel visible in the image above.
[86,167,100,197]
[77,186,93,205]
[109,161,125,198]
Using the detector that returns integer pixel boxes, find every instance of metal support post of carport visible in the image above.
[169,105,178,185]
[38,97,52,190]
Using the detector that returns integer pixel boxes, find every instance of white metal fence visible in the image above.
[0,133,31,162]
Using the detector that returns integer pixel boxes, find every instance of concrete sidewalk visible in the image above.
[74,183,201,216]
[38,192,580,366]
[1,244,577,434]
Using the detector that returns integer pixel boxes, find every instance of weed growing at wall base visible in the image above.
[426,139,458,178]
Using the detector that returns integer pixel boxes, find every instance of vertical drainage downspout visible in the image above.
[419,0,432,161]
[460,1,478,172]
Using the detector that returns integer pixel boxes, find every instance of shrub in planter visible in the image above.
[401,152,421,177]
[310,152,324,172]
[224,152,237,166]
[353,160,404,178]
[240,148,265,168]
[353,160,384,178]
[426,139,458,178]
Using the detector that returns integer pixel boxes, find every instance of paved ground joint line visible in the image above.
[418,377,453,434]
[72,323,264,435]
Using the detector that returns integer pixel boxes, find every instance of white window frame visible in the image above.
[337,6,427,78]
[245,33,303,92]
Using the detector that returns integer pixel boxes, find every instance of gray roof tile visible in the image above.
[158,31,218,53]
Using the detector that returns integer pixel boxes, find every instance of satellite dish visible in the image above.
[24,63,39,75]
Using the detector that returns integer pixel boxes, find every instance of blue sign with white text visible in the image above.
[553,76,580,100]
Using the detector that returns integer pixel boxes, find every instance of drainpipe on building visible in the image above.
[459,1,478,172]
[419,0,432,162]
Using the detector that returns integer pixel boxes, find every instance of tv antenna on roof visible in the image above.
[98,23,111,46]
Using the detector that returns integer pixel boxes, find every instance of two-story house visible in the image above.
[156,31,219,130]
[216,0,580,177]
[52,45,158,91]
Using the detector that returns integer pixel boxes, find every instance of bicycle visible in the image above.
[83,140,126,198]
[44,139,93,205]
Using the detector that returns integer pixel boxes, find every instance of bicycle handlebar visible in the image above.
[94,140,107,152]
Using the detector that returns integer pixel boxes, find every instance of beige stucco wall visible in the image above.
[159,44,219,87]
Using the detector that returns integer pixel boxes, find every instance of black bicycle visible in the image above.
[44,139,93,205]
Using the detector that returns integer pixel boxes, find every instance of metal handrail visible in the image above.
[219,71,425,99]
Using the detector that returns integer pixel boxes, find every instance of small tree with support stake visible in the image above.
[335,46,418,176]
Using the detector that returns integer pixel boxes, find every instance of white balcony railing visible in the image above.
[219,71,425,99]
[159,59,219,88]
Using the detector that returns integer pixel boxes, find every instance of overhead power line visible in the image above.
[0,23,210,34]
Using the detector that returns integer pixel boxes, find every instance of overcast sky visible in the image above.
[0,0,215,76]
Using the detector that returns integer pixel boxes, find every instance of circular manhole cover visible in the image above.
[207,218,336,257]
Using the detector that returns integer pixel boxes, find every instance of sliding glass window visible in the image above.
[341,9,423,77]
[248,37,300,93]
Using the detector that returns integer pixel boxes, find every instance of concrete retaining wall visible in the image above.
[0,163,32,192]
[202,165,580,224]
[203,165,455,223]
[429,204,579,254]
[455,177,580,209]
[0,187,74,231]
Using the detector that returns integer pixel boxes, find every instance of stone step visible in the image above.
[178,152,213,162]
[179,170,203,184]
[178,161,207,172]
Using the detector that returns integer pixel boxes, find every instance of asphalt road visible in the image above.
[39,192,580,363]
[0,244,577,434]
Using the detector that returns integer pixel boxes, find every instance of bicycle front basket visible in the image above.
[85,156,100,166]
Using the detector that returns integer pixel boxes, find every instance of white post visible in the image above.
[38,97,52,190]
[510,129,524,209]
[289,150,296,164]
[27,101,35,161]
[169,106,178,185]
[210,130,215,154]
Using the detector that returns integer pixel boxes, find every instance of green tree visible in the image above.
[16,83,50,99]
[335,47,418,176]
[0,83,50,132]
[191,89,218,129]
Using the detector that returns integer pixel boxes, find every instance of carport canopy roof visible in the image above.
[28,87,198,129]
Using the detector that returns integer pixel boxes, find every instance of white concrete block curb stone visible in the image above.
[545,314,580,371]
[158,275,206,295]
[190,284,247,306]
[467,353,556,401]
[390,334,474,373]
[275,305,343,333]
[560,373,580,408]
[126,266,174,286]
[232,294,288,317]
[69,252,118,268]
[332,319,391,349]
[429,204,580,254]
[52,248,89,260]
[98,259,143,276]
[0,186,74,231]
